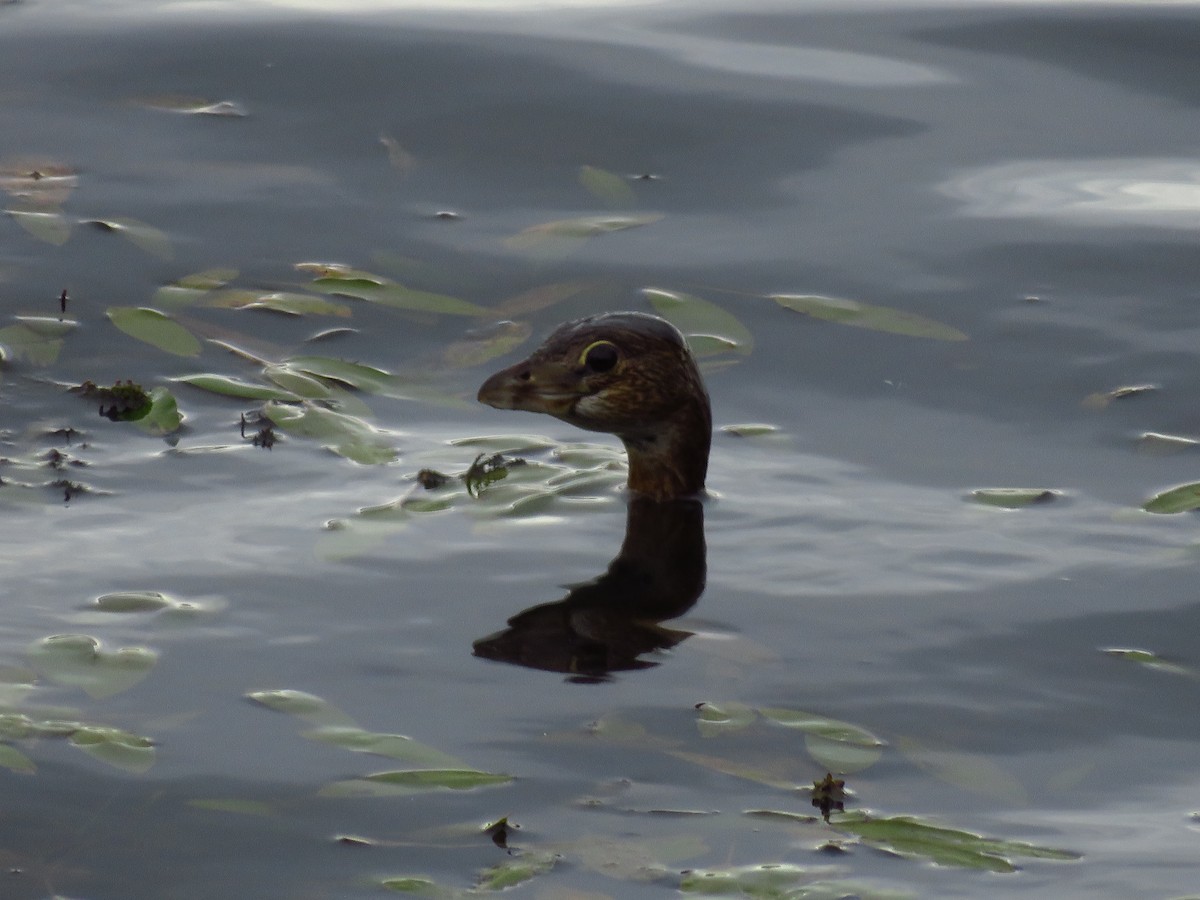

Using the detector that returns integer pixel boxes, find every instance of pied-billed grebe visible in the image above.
[477,312,711,501]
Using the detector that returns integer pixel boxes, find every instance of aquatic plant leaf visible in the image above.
[1082,383,1157,409]
[6,209,72,245]
[320,768,513,798]
[136,387,184,435]
[84,217,173,260]
[559,834,707,881]
[379,134,417,174]
[310,276,488,316]
[214,291,352,317]
[772,294,968,341]
[721,423,781,437]
[1101,647,1198,677]
[579,165,637,208]
[69,725,156,773]
[283,355,393,393]
[667,749,800,790]
[107,306,202,357]
[506,214,663,258]
[0,743,35,774]
[93,591,175,613]
[379,875,457,897]
[245,689,359,728]
[896,736,1027,804]
[187,798,274,817]
[174,373,301,402]
[758,708,884,747]
[694,701,757,737]
[306,726,466,767]
[1143,482,1200,514]
[969,488,1060,509]
[262,364,334,399]
[181,268,240,290]
[135,94,248,116]
[642,288,754,355]
[444,321,532,368]
[832,810,1078,872]
[475,851,558,891]
[1136,431,1200,455]
[0,320,72,365]
[28,634,157,699]
[679,862,842,896]
[263,401,398,464]
[492,280,591,318]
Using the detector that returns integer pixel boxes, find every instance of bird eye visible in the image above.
[580,340,619,373]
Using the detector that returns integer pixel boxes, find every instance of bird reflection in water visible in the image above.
[473,311,711,682]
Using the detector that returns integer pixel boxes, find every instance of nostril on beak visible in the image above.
[518,369,532,382]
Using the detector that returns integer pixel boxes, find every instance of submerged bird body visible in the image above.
[477,312,711,501]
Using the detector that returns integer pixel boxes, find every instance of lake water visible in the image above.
[3,0,1200,897]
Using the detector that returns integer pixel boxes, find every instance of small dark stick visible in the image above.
[59,289,68,318]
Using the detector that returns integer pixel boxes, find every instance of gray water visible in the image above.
[2,1,1200,897]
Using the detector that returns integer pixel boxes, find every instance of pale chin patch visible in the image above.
[573,393,608,421]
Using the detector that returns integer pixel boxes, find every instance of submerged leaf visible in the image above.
[1083,383,1158,409]
[1143,482,1200,514]
[475,850,558,891]
[772,294,968,341]
[6,208,72,245]
[136,387,184,435]
[444,321,532,369]
[694,701,757,737]
[107,307,202,357]
[84,217,173,260]
[1101,647,1198,678]
[579,165,637,208]
[245,688,359,727]
[1136,431,1200,455]
[642,288,754,355]
[306,726,466,767]
[506,213,662,255]
[492,281,591,318]
[263,401,399,464]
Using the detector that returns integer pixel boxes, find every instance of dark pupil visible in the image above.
[584,343,619,373]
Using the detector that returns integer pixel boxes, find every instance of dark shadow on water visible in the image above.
[472,497,706,683]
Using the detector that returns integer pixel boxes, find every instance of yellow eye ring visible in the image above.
[579,340,620,373]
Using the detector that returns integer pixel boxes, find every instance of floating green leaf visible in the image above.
[896,735,1028,805]
[107,306,202,357]
[1136,431,1200,455]
[70,725,156,773]
[642,288,754,355]
[0,743,35,774]
[680,862,842,896]
[263,401,398,464]
[506,213,662,256]
[760,707,884,773]
[831,810,1079,872]
[580,165,637,208]
[210,290,352,317]
[311,276,487,316]
[85,217,173,260]
[444,321,532,369]
[772,294,968,341]
[320,768,513,798]
[137,387,184,435]
[969,488,1060,509]
[1101,647,1198,678]
[694,701,757,737]
[306,726,466,767]
[174,373,301,402]
[7,208,72,245]
[492,280,591,318]
[263,364,334,399]
[0,317,76,365]
[721,423,781,437]
[283,355,393,393]
[246,688,358,728]
[93,591,175,613]
[475,851,558,891]
[1143,482,1200,514]
[28,634,157,699]
[379,875,456,897]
